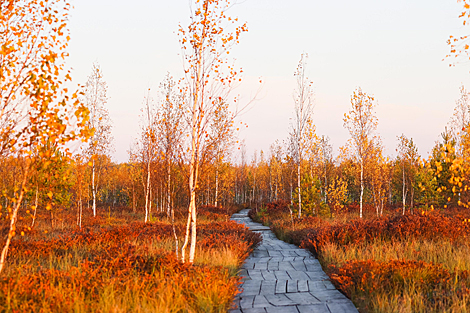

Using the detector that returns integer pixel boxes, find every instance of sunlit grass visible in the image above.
[252,203,470,312]
[320,239,470,272]
[0,205,259,312]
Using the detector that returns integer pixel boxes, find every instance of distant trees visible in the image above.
[157,74,185,219]
[367,140,388,217]
[319,136,333,203]
[268,142,284,202]
[155,74,185,257]
[396,135,420,214]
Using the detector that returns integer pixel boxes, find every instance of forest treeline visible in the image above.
[3,80,469,226]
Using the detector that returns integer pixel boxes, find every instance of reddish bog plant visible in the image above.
[0,249,240,312]
[300,212,470,256]
[198,221,261,259]
[198,205,235,221]
[0,211,261,312]
[329,259,470,312]
[249,200,291,224]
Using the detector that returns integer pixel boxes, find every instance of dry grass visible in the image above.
[320,239,470,272]
[251,203,470,313]
[0,205,261,312]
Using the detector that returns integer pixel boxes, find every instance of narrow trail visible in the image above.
[230,209,359,313]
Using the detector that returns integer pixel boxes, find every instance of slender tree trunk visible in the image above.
[374,188,381,217]
[189,186,197,263]
[144,156,151,223]
[380,196,384,216]
[181,208,191,263]
[252,172,256,207]
[183,55,201,262]
[50,210,54,229]
[290,179,293,205]
[92,159,96,217]
[31,186,38,228]
[269,168,273,202]
[324,159,328,203]
[78,182,83,230]
[79,198,82,230]
[0,174,28,274]
[297,161,302,218]
[132,183,136,213]
[402,163,406,215]
[188,159,199,263]
[167,161,171,217]
[360,160,364,219]
[215,164,219,207]
[167,161,179,259]
[149,186,152,221]
[171,206,178,259]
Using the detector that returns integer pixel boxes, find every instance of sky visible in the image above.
[68,0,470,163]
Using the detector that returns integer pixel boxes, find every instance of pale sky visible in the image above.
[68,0,470,163]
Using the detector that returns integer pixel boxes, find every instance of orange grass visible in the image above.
[0,206,261,312]
[252,202,470,312]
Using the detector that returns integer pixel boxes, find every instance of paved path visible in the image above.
[230,209,359,313]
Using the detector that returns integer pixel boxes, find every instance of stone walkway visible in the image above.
[230,209,359,313]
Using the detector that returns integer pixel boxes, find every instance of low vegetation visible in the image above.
[0,205,261,312]
[251,200,470,313]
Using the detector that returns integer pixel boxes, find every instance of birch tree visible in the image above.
[269,141,284,202]
[343,87,378,218]
[156,74,185,256]
[73,154,88,229]
[83,64,113,217]
[449,85,470,155]
[397,134,410,215]
[208,99,236,207]
[139,93,156,223]
[289,53,315,218]
[319,135,333,203]
[397,134,420,214]
[179,0,248,263]
[367,139,388,217]
[0,0,90,274]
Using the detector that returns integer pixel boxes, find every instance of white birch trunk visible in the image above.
[215,165,219,207]
[297,161,302,218]
[92,159,96,217]
[0,172,28,274]
[144,157,151,223]
[360,160,364,219]
[402,163,406,215]
[31,186,38,228]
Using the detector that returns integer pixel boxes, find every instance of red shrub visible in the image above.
[300,213,470,256]
[329,259,470,311]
